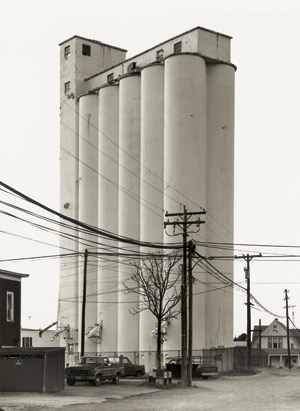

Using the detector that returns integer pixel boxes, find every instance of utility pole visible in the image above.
[235,253,261,369]
[285,289,291,369]
[187,240,195,387]
[164,206,205,388]
[81,248,88,357]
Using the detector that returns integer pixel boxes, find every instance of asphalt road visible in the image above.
[1,368,300,410]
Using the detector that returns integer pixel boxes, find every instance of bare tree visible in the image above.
[123,251,181,376]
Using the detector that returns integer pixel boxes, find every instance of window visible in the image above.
[127,62,137,72]
[156,49,164,62]
[64,81,70,95]
[268,337,283,349]
[174,41,182,54]
[22,337,32,347]
[64,45,70,59]
[107,73,114,83]
[7,292,14,322]
[82,44,91,56]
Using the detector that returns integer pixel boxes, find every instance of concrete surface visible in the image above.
[0,368,300,410]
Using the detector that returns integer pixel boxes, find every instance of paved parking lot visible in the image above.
[0,378,157,410]
[1,368,300,410]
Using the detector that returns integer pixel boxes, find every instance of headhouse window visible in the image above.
[82,44,91,56]
[7,292,14,322]
[107,73,114,83]
[174,41,182,54]
[64,81,71,95]
[64,45,71,59]
[156,49,164,62]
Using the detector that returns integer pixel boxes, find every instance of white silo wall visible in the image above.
[206,63,235,348]
[59,96,80,364]
[139,64,165,358]
[78,93,99,354]
[98,85,120,353]
[164,54,207,350]
[118,74,141,353]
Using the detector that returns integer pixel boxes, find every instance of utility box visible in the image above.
[0,347,65,392]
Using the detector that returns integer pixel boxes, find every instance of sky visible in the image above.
[1,0,300,338]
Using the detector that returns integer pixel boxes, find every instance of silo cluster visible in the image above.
[76,52,235,355]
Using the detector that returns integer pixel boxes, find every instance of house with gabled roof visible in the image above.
[252,318,300,368]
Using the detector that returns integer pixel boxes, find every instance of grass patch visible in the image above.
[220,368,259,377]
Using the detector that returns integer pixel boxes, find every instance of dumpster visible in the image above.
[0,347,65,392]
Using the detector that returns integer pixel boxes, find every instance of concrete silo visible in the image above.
[98,84,120,352]
[164,53,207,350]
[205,62,235,348]
[78,93,99,354]
[118,73,141,353]
[139,63,165,357]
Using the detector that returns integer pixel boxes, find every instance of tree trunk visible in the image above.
[156,318,162,377]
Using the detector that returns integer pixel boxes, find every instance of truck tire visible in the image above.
[66,379,76,386]
[113,373,120,384]
[93,374,101,386]
[135,370,143,377]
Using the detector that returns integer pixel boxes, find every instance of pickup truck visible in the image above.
[107,356,145,377]
[65,356,125,386]
[165,356,218,379]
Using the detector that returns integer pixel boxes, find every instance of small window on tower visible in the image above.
[174,41,182,54]
[64,45,71,59]
[64,81,71,95]
[107,73,114,83]
[82,44,91,56]
[156,49,164,62]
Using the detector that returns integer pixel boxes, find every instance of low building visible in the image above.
[252,318,300,368]
[21,328,61,348]
[0,269,29,348]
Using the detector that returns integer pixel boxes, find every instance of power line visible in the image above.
[0,181,181,250]
[61,98,234,242]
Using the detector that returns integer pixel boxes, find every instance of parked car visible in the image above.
[65,356,125,386]
[107,356,145,377]
[165,356,218,379]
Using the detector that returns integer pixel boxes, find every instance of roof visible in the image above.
[252,325,268,342]
[83,26,234,81]
[0,269,29,280]
[58,35,127,52]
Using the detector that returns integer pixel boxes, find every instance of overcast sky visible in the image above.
[1,0,300,337]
